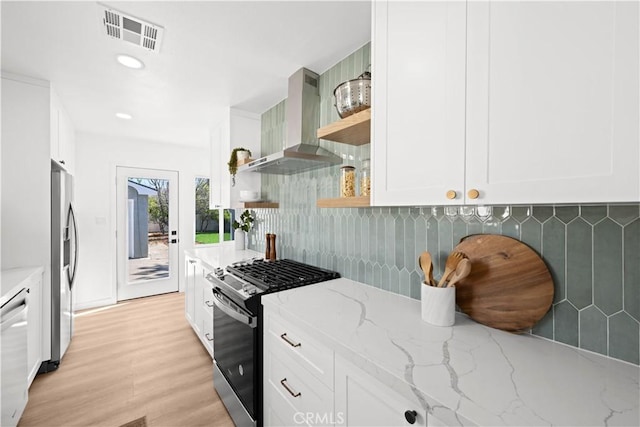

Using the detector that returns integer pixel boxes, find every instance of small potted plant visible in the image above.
[228,148,252,186]
[232,209,254,250]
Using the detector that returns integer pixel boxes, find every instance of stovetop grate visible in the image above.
[227,259,340,292]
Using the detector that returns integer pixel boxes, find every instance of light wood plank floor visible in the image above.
[19,292,235,427]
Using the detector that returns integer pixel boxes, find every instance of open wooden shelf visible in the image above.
[236,157,253,166]
[242,202,279,209]
[317,109,371,146]
[316,196,370,208]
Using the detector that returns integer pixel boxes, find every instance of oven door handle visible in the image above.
[211,288,257,329]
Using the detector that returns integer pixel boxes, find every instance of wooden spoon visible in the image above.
[418,252,434,286]
[446,258,471,288]
[438,251,466,287]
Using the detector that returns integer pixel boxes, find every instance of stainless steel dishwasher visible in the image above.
[1,287,28,427]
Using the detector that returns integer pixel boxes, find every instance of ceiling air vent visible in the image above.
[99,4,164,53]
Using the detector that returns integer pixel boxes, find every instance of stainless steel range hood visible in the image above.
[238,68,342,175]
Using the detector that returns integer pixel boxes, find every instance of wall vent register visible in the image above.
[99,3,164,53]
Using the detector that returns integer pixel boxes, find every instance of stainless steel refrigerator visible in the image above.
[41,161,78,372]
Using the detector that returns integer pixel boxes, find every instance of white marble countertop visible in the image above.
[185,244,263,271]
[262,278,640,427]
[1,266,44,307]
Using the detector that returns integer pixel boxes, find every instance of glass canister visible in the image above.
[340,166,356,197]
[360,159,371,196]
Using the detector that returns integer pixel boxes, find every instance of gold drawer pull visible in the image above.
[280,378,301,398]
[446,190,457,200]
[280,333,301,348]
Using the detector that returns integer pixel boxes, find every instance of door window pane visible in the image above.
[127,178,170,282]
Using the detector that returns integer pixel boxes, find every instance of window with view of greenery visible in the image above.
[195,177,234,244]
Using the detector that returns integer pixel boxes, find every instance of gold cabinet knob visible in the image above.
[446,190,457,200]
[468,189,480,199]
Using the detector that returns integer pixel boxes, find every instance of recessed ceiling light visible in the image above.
[116,54,144,69]
[116,112,133,120]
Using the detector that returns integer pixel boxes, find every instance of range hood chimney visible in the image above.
[238,68,342,175]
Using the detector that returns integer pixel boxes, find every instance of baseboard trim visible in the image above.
[74,296,117,312]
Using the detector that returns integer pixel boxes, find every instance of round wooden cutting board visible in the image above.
[453,234,554,333]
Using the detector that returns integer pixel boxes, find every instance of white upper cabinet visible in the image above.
[209,108,261,209]
[209,120,227,209]
[50,89,76,175]
[466,1,639,204]
[372,0,467,206]
[372,0,639,206]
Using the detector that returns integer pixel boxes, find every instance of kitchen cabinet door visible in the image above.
[334,355,426,426]
[184,255,214,356]
[209,108,261,209]
[372,0,467,206]
[27,271,43,388]
[209,119,228,209]
[264,344,334,427]
[263,311,334,427]
[194,265,204,336]
[466,1,640,204]
[202,309,214,358]
[195,263,213,354]
[50,89,76,175]
[201,269,214,357]
[184,256,197,329]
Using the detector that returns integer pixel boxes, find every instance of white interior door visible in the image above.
[116,167,179,301]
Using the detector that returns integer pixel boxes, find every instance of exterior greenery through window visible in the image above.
[129,178,169,234]
[195,177,234,244]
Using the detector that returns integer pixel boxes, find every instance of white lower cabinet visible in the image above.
[264,346,334,427]
[184,256,197,330]
[263,309,449,427]
[199,270,214,357]
[334,355,426,427]
[263,311,334,426]
[26,270,43,387]
[264,312,334,388]
[184,254,213,357]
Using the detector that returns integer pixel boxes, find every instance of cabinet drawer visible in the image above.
[202,282,214,317]
[202,310,213,358]
[265,313,334,389]
[264,345,334,426]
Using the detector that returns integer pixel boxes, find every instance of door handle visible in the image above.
[280,378,301,398]
[211,289,256,328]
[280,333,301,348]
[68,203,79,289]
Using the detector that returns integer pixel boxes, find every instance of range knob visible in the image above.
[214,268,224,278]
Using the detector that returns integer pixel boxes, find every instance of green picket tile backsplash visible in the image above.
[248,42,640,366]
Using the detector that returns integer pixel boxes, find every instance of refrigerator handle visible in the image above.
[67,203,79,289]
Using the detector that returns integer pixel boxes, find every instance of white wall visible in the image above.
[74,132,209,310]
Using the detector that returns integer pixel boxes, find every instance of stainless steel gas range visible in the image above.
[206,258,340,427]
